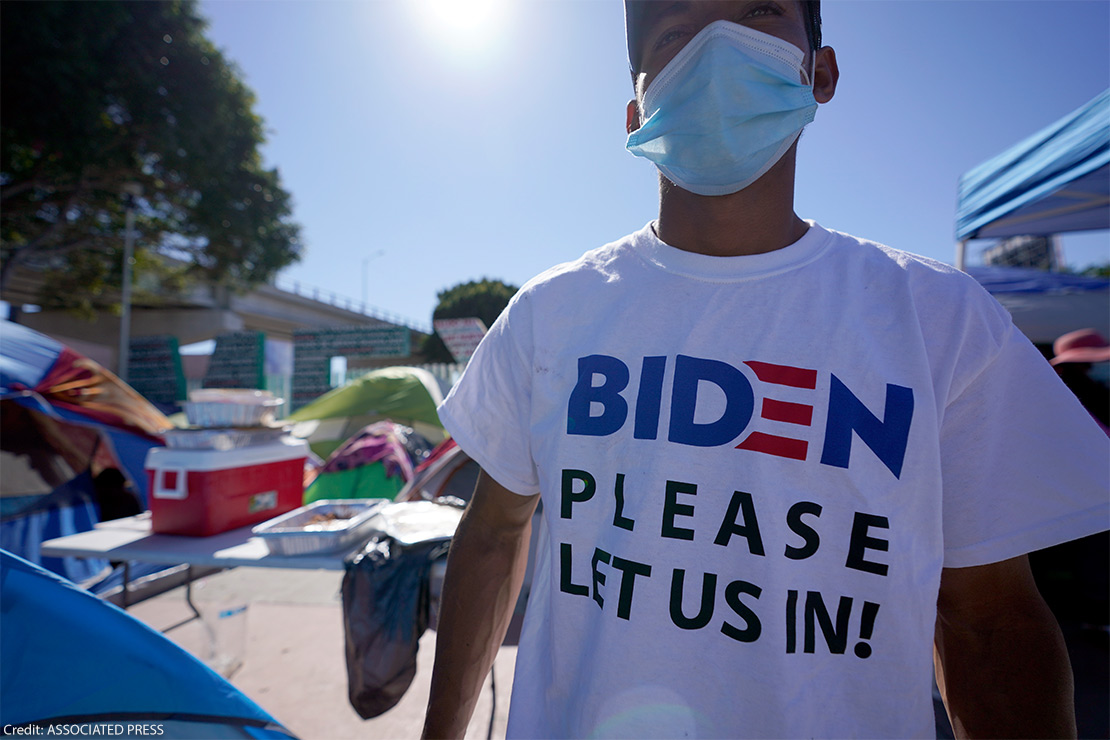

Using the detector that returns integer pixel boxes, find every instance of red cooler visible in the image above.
[146,438,308,536]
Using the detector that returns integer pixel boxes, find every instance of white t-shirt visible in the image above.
[438,222,1110,739]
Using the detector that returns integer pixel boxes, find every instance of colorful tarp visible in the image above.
[0,320,172,579]
[1,319,172,501]
[303,422,420,503]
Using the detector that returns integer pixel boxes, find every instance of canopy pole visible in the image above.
[956,239,969,272]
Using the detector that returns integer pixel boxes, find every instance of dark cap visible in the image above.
[624,1,822,75]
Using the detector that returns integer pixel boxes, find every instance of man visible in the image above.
[423,2,1109,737]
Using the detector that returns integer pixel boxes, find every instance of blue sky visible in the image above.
[198,0,1110,331]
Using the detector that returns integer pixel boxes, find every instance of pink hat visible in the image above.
[1051,328,1110,366]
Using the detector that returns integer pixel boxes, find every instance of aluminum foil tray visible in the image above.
[163,427,290,450]
[183,400,283,428]
[252,500,387,556]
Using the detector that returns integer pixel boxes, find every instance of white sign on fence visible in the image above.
[434,317,488,363]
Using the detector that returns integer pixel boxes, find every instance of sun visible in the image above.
[413,0,512,54]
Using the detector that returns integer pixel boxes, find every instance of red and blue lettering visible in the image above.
[566,354,914,479]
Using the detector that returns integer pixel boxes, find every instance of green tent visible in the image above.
[288,366,446,459]
[303,463,405,504]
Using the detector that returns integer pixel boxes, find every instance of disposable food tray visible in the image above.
[183,400,283,428]
[163,427,290,451]
[183,388,283,428]
[252,500,387,556]
[190,389,274,403]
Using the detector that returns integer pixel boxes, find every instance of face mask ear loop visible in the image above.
[803,49,816,88]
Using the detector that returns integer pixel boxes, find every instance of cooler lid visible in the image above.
[145,437,308,472]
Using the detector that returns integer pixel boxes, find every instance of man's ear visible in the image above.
[626,99,641,135]
[812,46,839,104]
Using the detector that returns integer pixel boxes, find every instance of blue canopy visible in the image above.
[0,549,295,738]
[956,89,1110,241]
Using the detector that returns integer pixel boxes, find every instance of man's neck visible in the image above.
[654,147,809,257]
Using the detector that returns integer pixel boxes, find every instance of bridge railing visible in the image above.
[271,277,431,334]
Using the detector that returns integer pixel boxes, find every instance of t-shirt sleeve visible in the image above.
[940,320,1110,568]
[436,293,540,496]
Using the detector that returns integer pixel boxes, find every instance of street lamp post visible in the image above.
[118,183,142,382]
[362,249,385,308]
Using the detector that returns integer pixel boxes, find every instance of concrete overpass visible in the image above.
[3,265,429,371]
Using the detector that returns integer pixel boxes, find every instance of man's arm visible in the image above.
[934,554,1075,739]
[422,470,539,739]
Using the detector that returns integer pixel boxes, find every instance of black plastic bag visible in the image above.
[341,534,450,719]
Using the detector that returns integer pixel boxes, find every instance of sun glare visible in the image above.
[414,0,511,55]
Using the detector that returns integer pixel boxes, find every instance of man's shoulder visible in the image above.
[824,225,1014,345]
[515,228,643,296]
[824,225,991,298]
[825,226,960,277]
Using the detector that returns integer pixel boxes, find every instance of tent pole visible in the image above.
[956,239,969,272]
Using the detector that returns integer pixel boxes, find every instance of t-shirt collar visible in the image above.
[630,219,831,282]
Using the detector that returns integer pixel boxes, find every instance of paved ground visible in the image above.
[127,567,517,740]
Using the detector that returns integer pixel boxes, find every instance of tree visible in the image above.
[423,278,519,362]
[0,0,301,315]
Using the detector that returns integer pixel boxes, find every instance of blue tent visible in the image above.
[0,549,296,738]
[956,89,1109,242]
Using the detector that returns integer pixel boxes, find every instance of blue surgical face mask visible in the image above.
[626,20,818,197]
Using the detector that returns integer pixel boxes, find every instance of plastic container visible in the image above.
[205,602,249,678]
[146,438,308,536]
[252,499,386,556]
